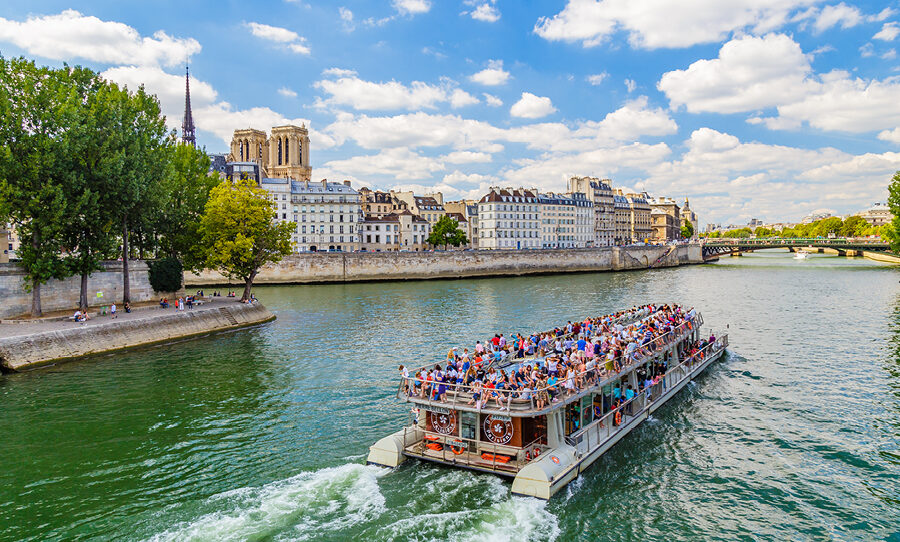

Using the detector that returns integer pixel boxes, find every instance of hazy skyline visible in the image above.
[1,1,899,226]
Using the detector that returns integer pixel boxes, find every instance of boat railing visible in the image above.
[402,306,659,377]
[398,312,706,414]
[565,336,728,457]
[403,424,549,474]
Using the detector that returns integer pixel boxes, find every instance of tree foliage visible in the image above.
[427,215,468,248]
[680,220,694,239]
[148,257,184,293]
[887,170,900,252]
[198,178,294,300]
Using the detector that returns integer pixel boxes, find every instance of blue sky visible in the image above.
[1,0,900,226]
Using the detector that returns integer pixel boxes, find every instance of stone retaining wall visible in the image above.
[186,245,703,285]
[0,302,274,372]
[0,261,157,319]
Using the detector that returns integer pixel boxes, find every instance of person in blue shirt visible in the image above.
[576,337,587,351]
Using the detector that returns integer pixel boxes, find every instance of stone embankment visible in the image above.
[0,300,274,372]
[186,244,703,285]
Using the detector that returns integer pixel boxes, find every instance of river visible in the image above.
[1,251,898,541]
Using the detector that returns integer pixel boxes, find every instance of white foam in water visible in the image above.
[457,496,561,542]
[147,464,387,542]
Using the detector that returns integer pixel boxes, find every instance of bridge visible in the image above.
[701,238,891,261]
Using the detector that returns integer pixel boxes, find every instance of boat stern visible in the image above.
[367,427,422,468]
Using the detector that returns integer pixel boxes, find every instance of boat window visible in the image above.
[581,396,593,427]
[565,402,582,435]
[460,411,476,441]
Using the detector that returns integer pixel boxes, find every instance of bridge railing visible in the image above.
[702,237,887,247]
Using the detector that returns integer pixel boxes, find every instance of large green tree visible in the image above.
[427,215,468,249]
[198,178,294,301]
[681,220,694,239]
[0,57,76,316]
[154,143,216,269]
[887,171,900,252]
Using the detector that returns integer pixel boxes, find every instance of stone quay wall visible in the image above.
[186,244,703,285]
[0,260,157,319]
[0,302,275,372]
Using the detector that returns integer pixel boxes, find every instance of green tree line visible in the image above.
[0,56,291,315]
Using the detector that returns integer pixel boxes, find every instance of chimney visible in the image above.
[343,179,351,187]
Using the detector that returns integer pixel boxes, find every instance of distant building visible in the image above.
[801,209,833,224]
[538,192,593,248]
[618,190,651,243]
[258,178,362,252]
[477,187,540,249]
[858,202,892,227]
[391,191,446,225]
[613,193,631,245]
[0,223,17,262]
[229,125,311,182]
[567,176,614,247]
[359,211,431,251]
[358,187,396,218]
[682,198,698,236]
[223,161,260,183]
[649,197,681,242]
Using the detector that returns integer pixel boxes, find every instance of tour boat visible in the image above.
[367,308,729,499]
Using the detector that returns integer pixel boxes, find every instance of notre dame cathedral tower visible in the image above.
[228,124,312,181]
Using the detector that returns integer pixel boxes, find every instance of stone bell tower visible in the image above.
[229,129,269,164]
[268,124,311,181]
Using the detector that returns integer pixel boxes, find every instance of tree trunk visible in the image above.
[31,279,42,318]
[241,270,257,301]
[122,215,131,304]
[79,272,89,311]
[30,230,41,317]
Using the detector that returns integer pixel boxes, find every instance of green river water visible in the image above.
[1,251,899,541]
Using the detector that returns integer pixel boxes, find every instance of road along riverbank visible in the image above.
[185,244,702,285]
[0,299,274,372]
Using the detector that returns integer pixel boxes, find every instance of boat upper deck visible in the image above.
[397,304,714,417]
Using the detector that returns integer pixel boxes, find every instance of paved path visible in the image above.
[0,298,251,339]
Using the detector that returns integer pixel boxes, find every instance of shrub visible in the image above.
[148,257,183,293]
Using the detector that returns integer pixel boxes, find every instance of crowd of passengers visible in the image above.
[399,304,719,411]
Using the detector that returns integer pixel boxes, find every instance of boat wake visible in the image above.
[146,463,388,542]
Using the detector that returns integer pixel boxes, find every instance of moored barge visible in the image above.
[367,305,728,499]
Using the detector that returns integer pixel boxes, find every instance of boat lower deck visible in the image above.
[402,443,524,477]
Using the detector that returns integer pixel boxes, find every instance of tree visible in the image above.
[427,216,468,249]
[814,216,843,238]
[681,220,694,239]
[198,178,294,301]
[0,57,75,316]
[840,215,868,238]
[887,171,900,252]
[147,257,183,293]
[153,143,216,269]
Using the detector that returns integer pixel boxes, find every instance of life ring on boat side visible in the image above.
[614,410,622,425]
[450,444,466,455]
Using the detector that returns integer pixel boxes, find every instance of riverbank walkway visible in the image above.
[0,298,256,339]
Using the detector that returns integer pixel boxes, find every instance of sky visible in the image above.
[1,1,900,227]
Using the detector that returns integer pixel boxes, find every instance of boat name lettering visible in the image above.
[425,406,451,415]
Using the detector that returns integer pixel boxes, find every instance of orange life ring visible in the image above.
[451,444,466,455]
[614,410,622,425]
[551,455,560,464]
[533,448,540,457]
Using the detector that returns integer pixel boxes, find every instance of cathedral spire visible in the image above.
[181,66,196,147]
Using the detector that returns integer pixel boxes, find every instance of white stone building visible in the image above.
[567,176,614,247]
[477,187,541,249]
[538,192,594,248]
[259,178,362,252]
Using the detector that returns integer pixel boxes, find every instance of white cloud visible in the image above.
[314,72,476,111]
[245,22,310,55]
[625,78,637,92]
[278,87,298,98]
[483,93,503,106]
[339,7,355,31]
[533,0,816,50]
[874,22,900,41]
[470,3,501,23]
[393,0,432,16]
[658,33,812,113]
[441,150,493,163]
[450,88,480,108]
[510,92,557,118]
[323,147,444,180]
[587,73,608,85]
[469,59,511,86]
[0,9,200,67]
[322,67,357,77]
[811,3,864,33]
[878,127,900,144]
